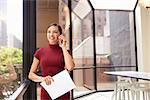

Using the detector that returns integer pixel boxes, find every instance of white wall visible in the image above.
[135,5,144,71]
[136,5,150,72]
[141,8,150,72]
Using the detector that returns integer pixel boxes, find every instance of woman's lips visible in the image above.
[49,36,54,40]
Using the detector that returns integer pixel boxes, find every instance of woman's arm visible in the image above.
[62,48,75,71]
[28,57,43,82]
[28,57,54,85]
[59,35,75,71]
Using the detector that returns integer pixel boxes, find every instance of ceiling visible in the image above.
[89,0,138,10]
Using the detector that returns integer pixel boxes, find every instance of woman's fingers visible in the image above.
[58,35,67,48]
[58,35,66,42]
[43,75,54,85]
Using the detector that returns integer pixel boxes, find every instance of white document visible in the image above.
[40,70,76,100]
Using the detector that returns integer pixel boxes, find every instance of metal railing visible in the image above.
[8,80,30,100]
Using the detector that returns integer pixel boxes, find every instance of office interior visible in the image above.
[0,0,150,99]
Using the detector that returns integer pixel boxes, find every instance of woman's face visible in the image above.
[47,25,61,44]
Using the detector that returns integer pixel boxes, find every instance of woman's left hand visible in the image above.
[58,35,67,48]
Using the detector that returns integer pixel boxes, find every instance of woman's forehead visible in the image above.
[47,26,59,31]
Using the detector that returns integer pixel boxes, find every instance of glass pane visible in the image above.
[90,0,138,10]
[95,10,136,90]
[59,0,70,45]
[72,9,95,98]
[72,0,92,19]
[0,0,23,99]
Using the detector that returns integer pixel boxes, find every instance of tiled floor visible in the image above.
[73,85,114,100]
[37,83,150,100]
[37,86,114,100]
[75,91,150,100]
[74,91,113,100]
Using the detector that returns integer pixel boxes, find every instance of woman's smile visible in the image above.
[49,36,54,40]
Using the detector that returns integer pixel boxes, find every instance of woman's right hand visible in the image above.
[42,75,54,85]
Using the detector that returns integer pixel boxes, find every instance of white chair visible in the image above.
[130,82,150,100]
[112,76,134,100]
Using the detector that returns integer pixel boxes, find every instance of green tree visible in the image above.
[0,47,22,99]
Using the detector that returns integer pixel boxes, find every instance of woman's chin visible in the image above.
[48,41,58,44]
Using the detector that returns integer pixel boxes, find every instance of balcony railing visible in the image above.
[8,80,30,100]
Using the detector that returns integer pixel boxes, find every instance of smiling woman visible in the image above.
[28,23,75,100]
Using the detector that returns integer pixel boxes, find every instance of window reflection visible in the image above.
[95,10,136,90]
[72,0,91,19]
[72,0,95,96]
[71,0,137,97]
[0,0,23,99]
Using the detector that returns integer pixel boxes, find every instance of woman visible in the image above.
[28,23,75,100]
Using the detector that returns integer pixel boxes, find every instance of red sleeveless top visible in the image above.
[34,44,70,100]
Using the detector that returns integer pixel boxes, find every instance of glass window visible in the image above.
[95,10,136,90]
[73,0,91,19]
[71,0,137,98]
[72,11,95,97]
[72,0,96,98]
[0,0,23,99]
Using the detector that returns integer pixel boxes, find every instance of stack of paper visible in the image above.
[40,70,76,100]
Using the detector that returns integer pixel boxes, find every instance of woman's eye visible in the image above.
[53,31,58,33]
[47,31,57,34]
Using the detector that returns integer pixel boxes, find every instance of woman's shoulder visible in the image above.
[35,47,46,54]
[34,47,46,58]
[36,47,44,51]
[36,46,48,51]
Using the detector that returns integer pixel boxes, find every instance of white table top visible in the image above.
[104,71,150,81]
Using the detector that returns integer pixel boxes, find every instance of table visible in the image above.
[104,71,150,100]
[104,71,150,81]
